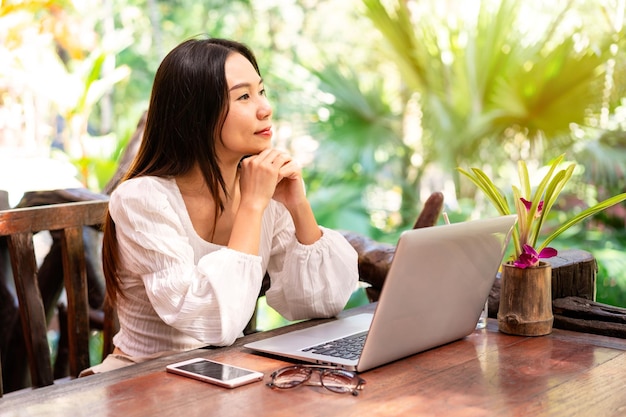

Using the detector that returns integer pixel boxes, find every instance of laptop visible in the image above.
[244,215,516,372]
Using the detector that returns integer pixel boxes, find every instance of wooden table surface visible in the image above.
[2,303,626,417]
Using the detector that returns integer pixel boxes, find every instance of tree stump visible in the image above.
[549,249,597,301]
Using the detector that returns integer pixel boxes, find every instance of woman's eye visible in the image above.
[238,93,250,100]
[260,88,266,96]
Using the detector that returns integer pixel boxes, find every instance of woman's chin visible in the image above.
[238,141,272,157]
[256,142,272,152]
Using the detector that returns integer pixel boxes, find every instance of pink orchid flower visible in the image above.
[513,244,558,269]
[520,197,544,218]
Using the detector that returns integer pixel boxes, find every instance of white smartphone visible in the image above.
[166,358,264,389]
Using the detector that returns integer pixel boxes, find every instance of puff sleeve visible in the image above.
[264,203,359,321]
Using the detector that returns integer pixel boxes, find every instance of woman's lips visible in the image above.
[255,127,273,137]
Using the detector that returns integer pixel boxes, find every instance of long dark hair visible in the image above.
[103,38,261,305]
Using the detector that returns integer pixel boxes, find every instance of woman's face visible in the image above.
[219,52,273,161]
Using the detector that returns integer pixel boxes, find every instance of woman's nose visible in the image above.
[258,97,272,119]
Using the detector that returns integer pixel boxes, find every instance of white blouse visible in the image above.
[109,176,359,357]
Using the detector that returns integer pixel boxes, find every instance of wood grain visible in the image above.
[2,304,626,417]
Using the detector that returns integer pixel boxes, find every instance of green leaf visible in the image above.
[457,167,510,215]
[517,160,531,199]
[534,163,574,245]
[539,193,626,250]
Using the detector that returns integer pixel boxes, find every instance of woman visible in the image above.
[86,38,359,373]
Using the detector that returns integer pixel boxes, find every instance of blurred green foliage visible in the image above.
[2,0,625,314]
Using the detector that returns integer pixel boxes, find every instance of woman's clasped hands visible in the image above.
[239,148,305,211]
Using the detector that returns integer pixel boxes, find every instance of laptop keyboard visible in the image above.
[301,331,368,361]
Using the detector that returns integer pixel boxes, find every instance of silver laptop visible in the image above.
[244,215,516,372]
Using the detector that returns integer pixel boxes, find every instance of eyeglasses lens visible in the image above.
[271,367,312,389]
[321,370,360,394]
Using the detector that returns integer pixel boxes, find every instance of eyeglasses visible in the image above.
[267,365,366,396]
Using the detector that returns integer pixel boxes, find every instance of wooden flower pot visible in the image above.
[497,261,553,336]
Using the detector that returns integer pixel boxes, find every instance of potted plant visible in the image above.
[458,154,626,336]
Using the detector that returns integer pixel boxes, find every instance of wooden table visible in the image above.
[2,303,626,417]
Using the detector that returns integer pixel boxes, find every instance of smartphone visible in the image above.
[166,358,264,388]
